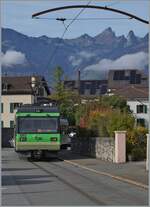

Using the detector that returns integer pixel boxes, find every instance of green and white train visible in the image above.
[13,104,69,159]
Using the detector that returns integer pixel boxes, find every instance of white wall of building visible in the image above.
[1,94,34,128]
[127,100,149,127]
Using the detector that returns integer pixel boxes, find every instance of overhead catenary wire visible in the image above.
[105,0,121,7]
[41,0,93,78]
[34,17,132,20]
[32,5,149,24]
[64,0,92,30]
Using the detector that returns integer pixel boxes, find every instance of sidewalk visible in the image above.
[59,150,148,187]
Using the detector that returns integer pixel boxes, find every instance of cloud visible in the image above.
[82,52,148,79]
[68,55,82,67]
[69,51,95,67]
[2,50,27,67]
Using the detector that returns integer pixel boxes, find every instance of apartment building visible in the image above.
[107,69,149,127]
[64,80,108,96]
[113,85,149,128]
[108,69,148,94]
[1,75,50,128]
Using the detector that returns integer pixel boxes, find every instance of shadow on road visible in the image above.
[27,157,63,162]
[2,174,57,186]
[58,149,93,161]
[2,168,37,171]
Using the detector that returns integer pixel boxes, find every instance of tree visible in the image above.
[53,66,64,102]
[50,66,77,125]
[99,95,130,112]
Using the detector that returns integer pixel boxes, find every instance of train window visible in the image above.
[18,117,58,133]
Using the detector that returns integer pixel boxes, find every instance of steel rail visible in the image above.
[29,160,105,205]
[32,5,149,24]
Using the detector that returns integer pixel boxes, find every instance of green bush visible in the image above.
[127,127,147,146]
[126,141,133,155]
[131,147,146,161]
[126,127,147,161]
[107,110,135,137]
[100,95,130,112]
[76,126,98,138]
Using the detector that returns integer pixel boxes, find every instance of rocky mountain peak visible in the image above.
[94,27,116,44]
[76,33,93,43]
[100,27,115,37]
[39,35,49,41]
[126,30,138,46]
[127,30,136,38]
[143,33,149,41]
[81,33,92,39]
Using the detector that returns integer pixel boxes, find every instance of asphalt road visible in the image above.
[2,148,148,206]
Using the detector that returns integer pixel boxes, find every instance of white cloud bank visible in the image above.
[69,55,82,67]
[2,50,27,67]
[83,52,148,79]
[69,51,95,67]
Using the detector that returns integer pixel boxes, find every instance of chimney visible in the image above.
[77,69,81,95]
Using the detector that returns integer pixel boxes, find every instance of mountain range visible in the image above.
[2,27,148,82]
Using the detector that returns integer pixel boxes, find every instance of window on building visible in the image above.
[2,83,8,91]
[1,103,3,113]
[10,121,14,128]
[10,103,13,113]
[90,89,95,95]
[137,119,145,127]
[113,71,125,80]
[85,83,91,90]
[1,121,4,128]
[136,74,141,84]
[125,76,129,80]
[137,105,147,113]
[101,85,107,94]
[38,87,45,96]
[130,70,137,84]
[10,103,23,113]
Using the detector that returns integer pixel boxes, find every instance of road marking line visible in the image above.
[63,159,148,190]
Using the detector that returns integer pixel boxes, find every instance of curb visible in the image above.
[62,159,148,190]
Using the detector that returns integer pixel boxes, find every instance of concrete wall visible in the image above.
[71,137,115,162]
[1,94,34,127]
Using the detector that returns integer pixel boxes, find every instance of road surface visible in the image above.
[2,148,148,206]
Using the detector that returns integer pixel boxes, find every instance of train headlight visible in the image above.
[20,136,27,142]
[51,137,57,142]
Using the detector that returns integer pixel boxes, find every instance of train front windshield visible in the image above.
[17,117,59,133]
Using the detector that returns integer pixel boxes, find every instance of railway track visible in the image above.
[29,158,106,205]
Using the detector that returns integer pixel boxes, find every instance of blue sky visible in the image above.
[2,0,149,39]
